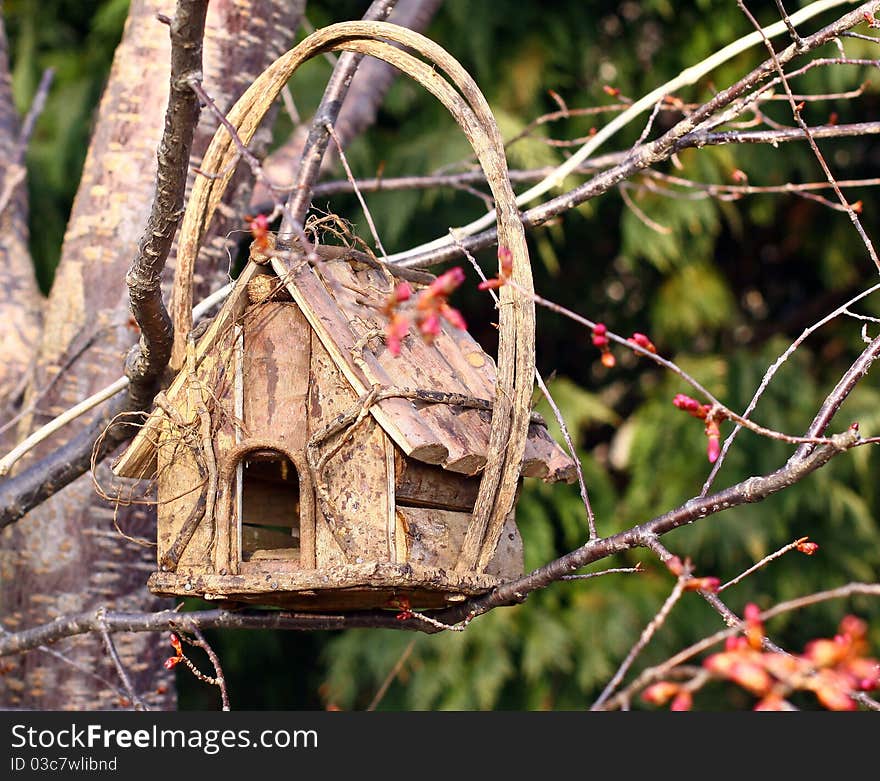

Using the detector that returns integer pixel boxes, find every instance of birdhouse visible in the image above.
[112,241,576,610]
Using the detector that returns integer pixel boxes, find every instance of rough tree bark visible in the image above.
[0,18,42,450]
[0,0,301,710]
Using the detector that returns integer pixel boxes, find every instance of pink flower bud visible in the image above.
[418,312,442,342]
[440,303,467,331]
[706,435,721,464]
[672,394,707,419]
[394,282,412,303]
[628,332,657,353]
[427,267,465,298]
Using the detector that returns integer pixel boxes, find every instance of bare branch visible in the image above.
[124,1,208,397]
[0,607,425,657]
[386,0,870,266]
[189,627,230,711]
[600,582,880,710]
[719,538,815,592]
[591,567,690,710]
[281,0,400,231]
[737,0,880,271]
[367,637,417,711]
[96,607,149,711]
[325,121,389,258]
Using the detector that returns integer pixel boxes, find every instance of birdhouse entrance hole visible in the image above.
[237,448,301,564]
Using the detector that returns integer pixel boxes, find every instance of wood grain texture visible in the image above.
[398,506,522,579]
[308,334,390,565]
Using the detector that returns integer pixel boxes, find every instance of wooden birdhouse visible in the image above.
[112,241,576,610]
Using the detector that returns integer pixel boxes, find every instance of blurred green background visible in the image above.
[4,0,880,709]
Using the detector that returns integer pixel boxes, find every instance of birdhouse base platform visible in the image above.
[147,562,505,611]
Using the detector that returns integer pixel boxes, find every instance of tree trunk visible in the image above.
[0,0,300,710]
[0,17,43,451]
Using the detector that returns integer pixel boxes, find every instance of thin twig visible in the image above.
[737,0,880,271]
[535,371,598,539]
[96,607,149,711]
[509,279,842,448]
[0,377,128,476]
[591,566,691,710]
[718,537,813,592]
[560,565,643,581]
[618,185,672,235]
[0,624,137,706]
[325,121,388,258]
[367,637,416,711]
[392,5,880,269]
[190,626,230,711]
[774,0,807,49]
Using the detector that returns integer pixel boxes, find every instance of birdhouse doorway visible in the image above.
[237,448,301,564]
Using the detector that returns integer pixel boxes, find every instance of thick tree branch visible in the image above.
[0,606,420,657]
[0,391,136,530]
[124,1,208,398]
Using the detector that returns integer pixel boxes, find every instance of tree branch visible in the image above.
[0,606,424,657]
[0,391,137,530]
[392,1,880,268]
[386,0,870,266]
[124,1,208,399]
[281,0,400,231]
[254,0,442,208]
